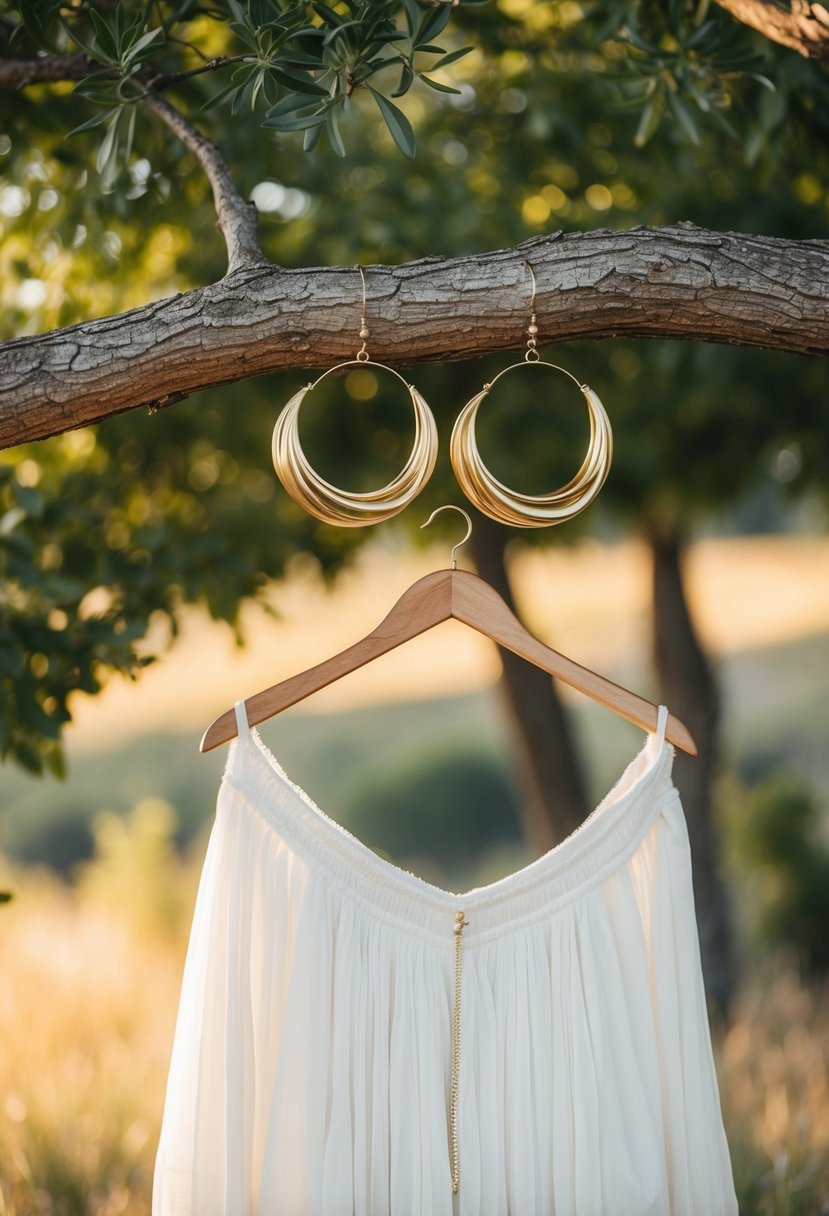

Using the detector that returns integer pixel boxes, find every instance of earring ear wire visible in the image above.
[357,264,370,362]
[523,260,540,362]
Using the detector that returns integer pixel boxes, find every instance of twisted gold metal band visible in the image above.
[272,359,438,527]
[450,360,613,529]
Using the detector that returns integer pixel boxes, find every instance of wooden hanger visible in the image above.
[201,507,696,755]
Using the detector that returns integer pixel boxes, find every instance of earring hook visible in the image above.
[421,504,473,570]
[356,265,370,362]
[521,260,540,363]
[522,260,537,313]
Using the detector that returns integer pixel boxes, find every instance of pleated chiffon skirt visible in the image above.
[153,707,737,1215]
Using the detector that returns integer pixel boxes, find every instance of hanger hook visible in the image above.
[356,264,370,361]
[420,504,473,570]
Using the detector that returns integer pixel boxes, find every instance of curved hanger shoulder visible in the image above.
[201,567,696,756]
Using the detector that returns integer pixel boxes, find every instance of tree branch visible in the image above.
[141,90,266,274]
[0,50,248,90]
[0,53,90,88]
[1,225,826,451]
[713,0,829,58]
[146,53,249,90]
[0,54,266,274]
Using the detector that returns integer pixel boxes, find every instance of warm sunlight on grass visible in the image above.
[0,803,197,1216]
[0,879,177,1214]
[1,835,827,1215]
[721,963,829,1214]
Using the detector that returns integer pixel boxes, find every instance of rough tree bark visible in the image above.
[468,516,589,852]
[648,521,734,1014]
[714,0,829,59]
[1,225,828,450]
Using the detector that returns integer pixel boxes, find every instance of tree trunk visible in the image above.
[647,522,734,1015]
[468,516,589,851]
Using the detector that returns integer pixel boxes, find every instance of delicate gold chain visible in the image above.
[450,908,469,1195]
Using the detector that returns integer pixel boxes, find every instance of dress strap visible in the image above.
[234,699,251,739]
[655,704,669,747]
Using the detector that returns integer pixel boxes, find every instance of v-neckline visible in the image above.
[222,714,674,939]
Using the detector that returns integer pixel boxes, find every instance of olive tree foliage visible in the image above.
[0,0,828,775]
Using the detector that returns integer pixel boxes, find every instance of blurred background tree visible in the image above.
[1,0,828,1008]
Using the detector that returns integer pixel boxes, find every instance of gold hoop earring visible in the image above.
[450,262,613,529]
[272,268,438,527]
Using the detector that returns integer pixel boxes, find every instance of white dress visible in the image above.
[153,703,737,1216]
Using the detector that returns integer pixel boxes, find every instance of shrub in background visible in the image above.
[726,773,829,975]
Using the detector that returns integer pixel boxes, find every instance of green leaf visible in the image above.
[325,106,345,157]
[123,105,137,162]
[683,19,718,50]
[0,631,24,679]
[322,19,363,47]
[17,695,62,741]
[265,91,319,118]
[709,106,738,140]
[201,79,244,111]
[231,73,257,116]
[368,86,415,157]
[250,0,272,26]
[44,746,67,780]
[403,0,420,38]
[391,62,414,98]
[0,507,26,537]
[262,109,328,131]
[428,46,473,71]
[634,93,663,147]
[123,26,164,67]
[419,75,461,95]
[0,892,13,906]
[623,26,659,55]
[278,51,326,69]
[415,4,452,49]
[744,73,776,92]
[269,65,328,95]
[96,109,122,177]
[250,68,267,109]
[13,739,43,774]
[667,90,700,144]
[89,9,119,61]
[229,20,260,51]
[58,16,98,61]
[20,4,52,53]
[16,487,49,527]
[611,91,654,112]
[313,1,346,26]
[68,110,114,137]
